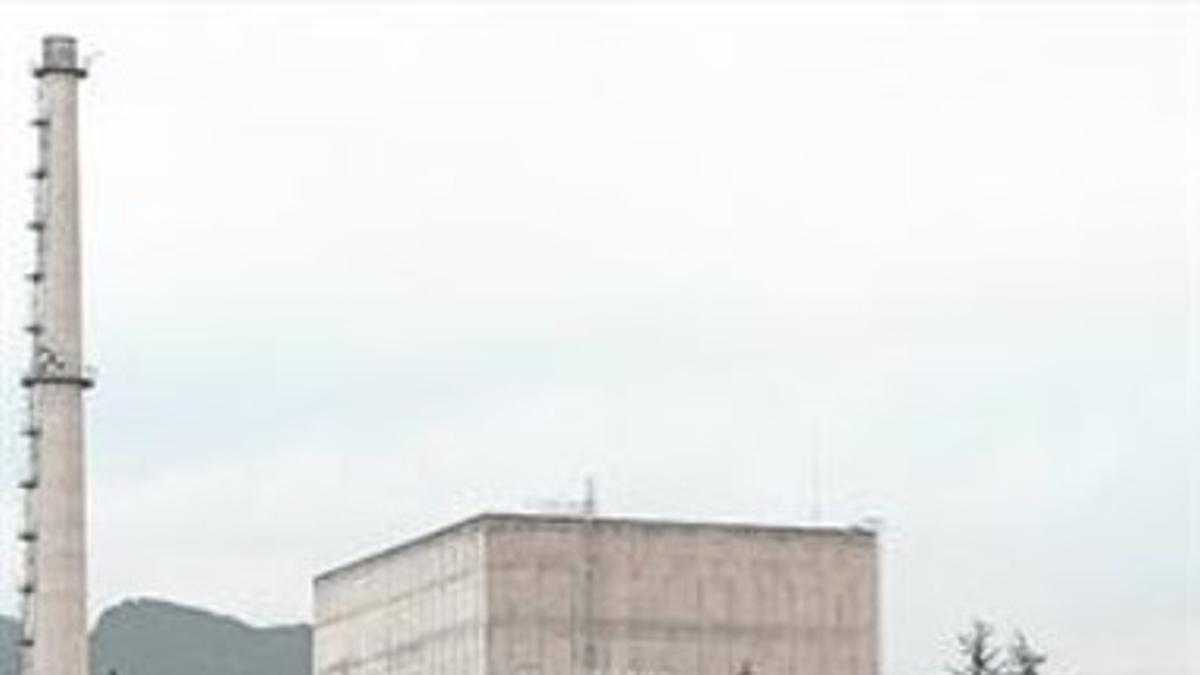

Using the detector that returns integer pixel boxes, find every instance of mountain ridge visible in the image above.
[0,598,310,675]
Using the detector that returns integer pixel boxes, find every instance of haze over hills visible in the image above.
[0,599,309,675]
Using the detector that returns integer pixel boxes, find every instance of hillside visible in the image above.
[0,599,310,675]
[0,615,16,675]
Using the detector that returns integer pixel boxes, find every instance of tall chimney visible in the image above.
[19,34,92,675]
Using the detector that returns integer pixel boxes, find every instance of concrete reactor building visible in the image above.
[313,513,878,675]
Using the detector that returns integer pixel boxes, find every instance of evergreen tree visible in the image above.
[1005,632,1048,675]
[949,620,1003,675]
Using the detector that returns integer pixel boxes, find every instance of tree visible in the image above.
[949,620,1004,675]
[1005,632,1048,675]
[945,620,1052,675]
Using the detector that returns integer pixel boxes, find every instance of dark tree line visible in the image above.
[949,620,1049,675]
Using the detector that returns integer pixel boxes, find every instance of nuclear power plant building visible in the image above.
[313,513,879,675]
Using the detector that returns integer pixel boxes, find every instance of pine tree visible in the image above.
[949,620,1003,675]
[1005,632,1048,675]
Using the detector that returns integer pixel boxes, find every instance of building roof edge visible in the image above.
[314,511,876,585]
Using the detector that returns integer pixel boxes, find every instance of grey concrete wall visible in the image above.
[484,518,877,675]
[314,525,487,675]
[314,516,877,675]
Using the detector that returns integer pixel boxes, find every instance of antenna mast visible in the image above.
[811,421,823,524]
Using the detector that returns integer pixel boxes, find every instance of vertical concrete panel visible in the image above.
[315,524,487,675]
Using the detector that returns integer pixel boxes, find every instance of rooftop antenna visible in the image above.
[523,475,599,518]
[583,474,597,518]
[853,516,886,535]
[810,420,823,524]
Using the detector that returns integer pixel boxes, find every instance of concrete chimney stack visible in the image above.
[19,34,92,675]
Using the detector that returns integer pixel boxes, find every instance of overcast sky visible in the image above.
[0,3,1195,675]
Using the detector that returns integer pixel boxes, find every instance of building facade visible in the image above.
[314,514,878,675]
